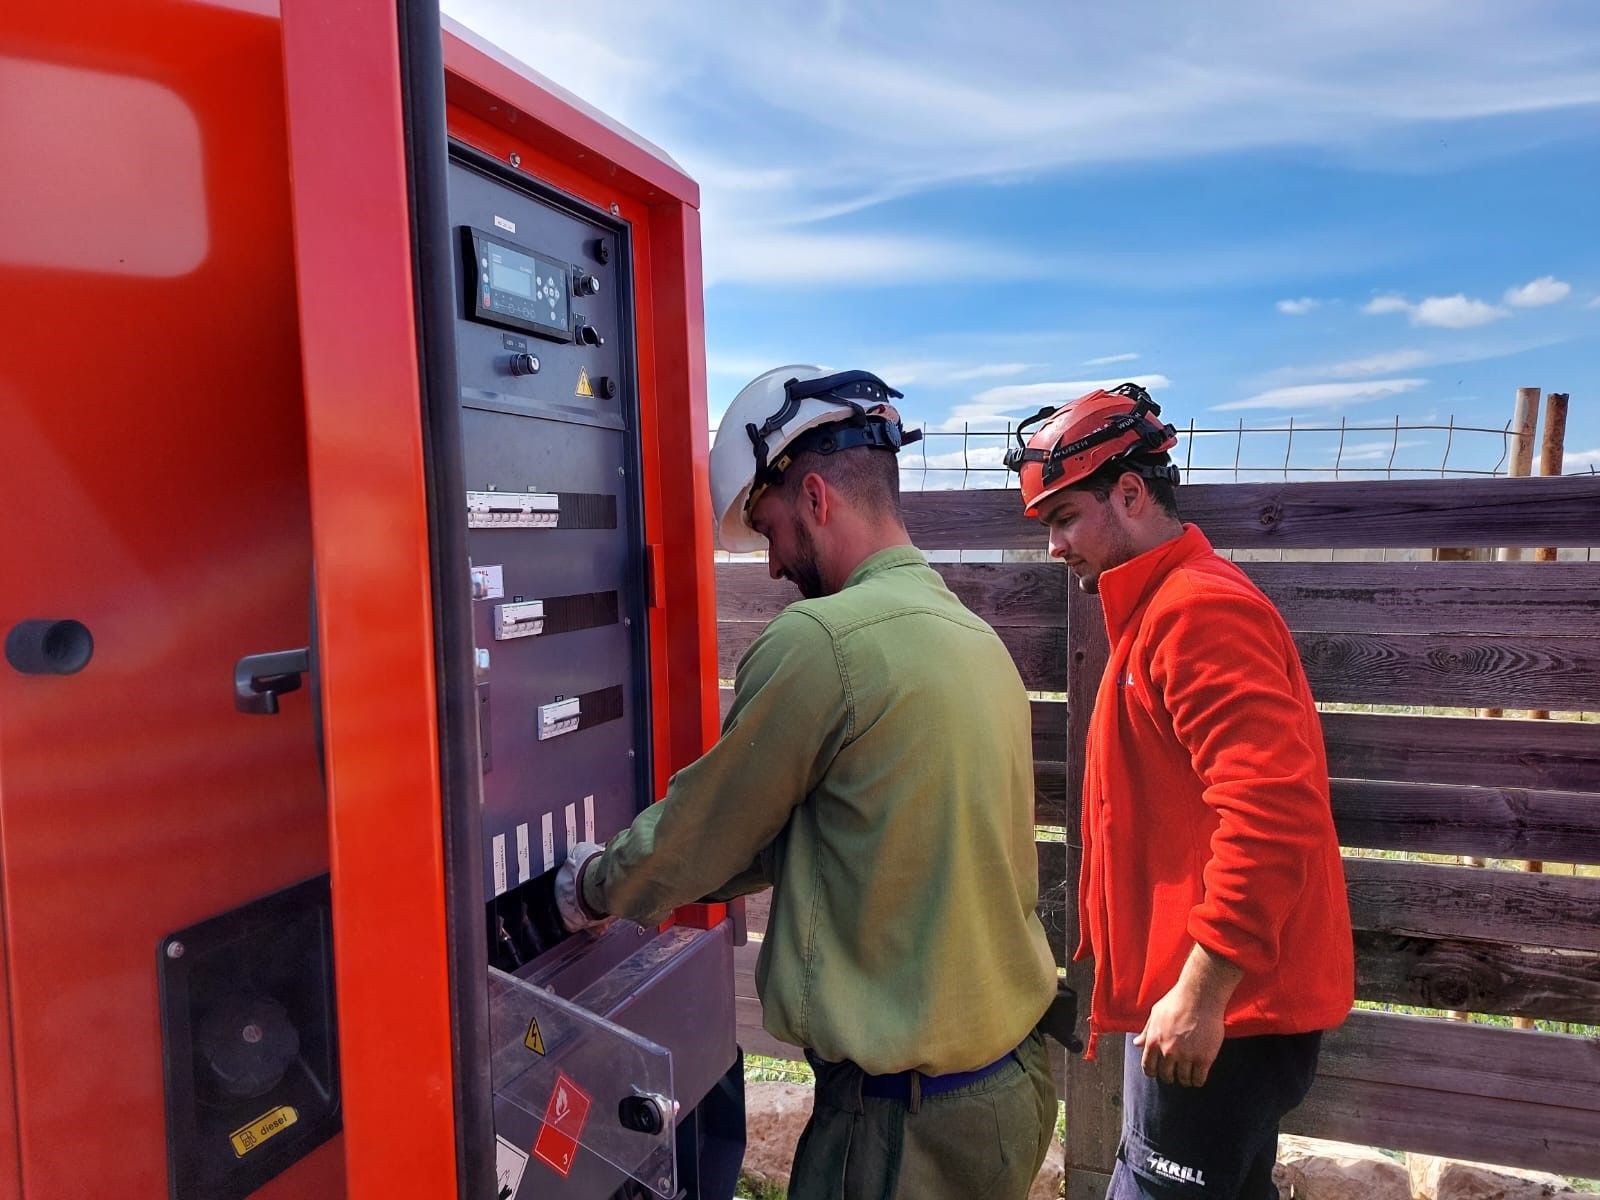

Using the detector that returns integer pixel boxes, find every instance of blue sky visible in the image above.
[442,1,1600,481]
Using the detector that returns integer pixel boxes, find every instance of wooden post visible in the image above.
[1510,392,1569,1029]
[1455,389,1540,1020]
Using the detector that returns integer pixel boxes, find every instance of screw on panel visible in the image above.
[166,941,185,959]
[623,617,631,627]
[510,152,522,168]
[242,1024,263,1045]
[618,466,626,476]
[610,202,621,216]
[628,750,636,759]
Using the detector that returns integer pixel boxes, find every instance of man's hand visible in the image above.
[554,842,610,933]
[1133,943,1243,1087]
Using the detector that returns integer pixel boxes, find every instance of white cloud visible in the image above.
[948,362,1032,382]
[1589,297,1600,310]
[1412,294,1510,328]
[1363,295,1413,315]
[1276,297,1320,315]
[1083,352,1140,366]
[1316,350,1430,377]
[1362,293,1510,328]
[1504,275,1571,307]
[443,1,1600,291]
[937,374,1172,430]
[1565,448,1600,468]
[1214,378,1426,412]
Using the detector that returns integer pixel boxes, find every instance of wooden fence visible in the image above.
[716,475,1600,1193]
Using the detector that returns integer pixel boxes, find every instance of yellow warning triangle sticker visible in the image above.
[524,1017,546,1055]
[575,368,594,398]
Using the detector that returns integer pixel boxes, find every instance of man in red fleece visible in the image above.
[1005,384,1354,1199]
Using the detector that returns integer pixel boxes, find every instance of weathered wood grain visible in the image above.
[1355,931,1600,1022]
[1036,761,1067,826]
[1289,1076,1599,1177]
[903,476,1600,551]
[1243,560,1600,635]
[1284,1010,1600,1175]
[1333,778,1600,865]
[1322,711,1599,792]
[1344,857,1600,951]
[716,621,1069,691]
[1294,630,1600,710]
[1062,583,1123,1178]
[716,561,1068,627]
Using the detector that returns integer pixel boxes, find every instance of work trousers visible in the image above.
[786,1029,1057,1200]
[1109,1031,1323,1200]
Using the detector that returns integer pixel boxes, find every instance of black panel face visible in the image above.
[157,876,340,1200]
[446,150,649,934]
[464,226,574,341]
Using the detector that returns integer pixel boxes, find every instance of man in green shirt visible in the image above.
[556,364,1059,1198]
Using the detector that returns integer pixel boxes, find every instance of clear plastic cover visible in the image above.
[488,966,678,1197]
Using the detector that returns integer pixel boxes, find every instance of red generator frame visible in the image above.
[0,2,726,1198]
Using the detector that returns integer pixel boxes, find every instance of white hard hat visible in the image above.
[709,365,920,552]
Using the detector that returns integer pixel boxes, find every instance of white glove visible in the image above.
[554,841,609,933]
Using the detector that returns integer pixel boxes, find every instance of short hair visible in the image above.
[1067,453,1181,518]
[775,441,902,517]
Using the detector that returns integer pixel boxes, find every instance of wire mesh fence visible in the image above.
[900,414,1596,491]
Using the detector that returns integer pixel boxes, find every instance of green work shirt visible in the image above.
[584,545,1057,1075]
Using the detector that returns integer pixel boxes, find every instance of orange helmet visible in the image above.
[1004,382,1179,516]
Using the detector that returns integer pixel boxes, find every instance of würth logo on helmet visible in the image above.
[1003,382,1179,517]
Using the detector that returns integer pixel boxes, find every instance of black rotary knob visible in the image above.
[575,324,604,347]
[509,352,541,376]
[573,273,601,297]
[597,376,617,400]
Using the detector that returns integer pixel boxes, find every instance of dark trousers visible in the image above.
[787,1029,1058,1200]
[1108,1031,1322,1199]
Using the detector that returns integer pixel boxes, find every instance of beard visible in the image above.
[784,515,827,599]
[1071,506,1141,594]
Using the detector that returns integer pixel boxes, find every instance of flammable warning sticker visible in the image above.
[575,368,594,398]
[496,1135,530,1198]
[524,1017,546,1055]
[229,1105,299,1158]
[532,1071,592,1178]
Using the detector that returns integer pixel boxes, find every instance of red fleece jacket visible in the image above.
[1078,524,1354,1041]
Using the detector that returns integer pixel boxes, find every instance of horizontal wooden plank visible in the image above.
[716,691,1066,763]
[1295,630,1600,710]
[716,561,1068,627]
[1320,1009,1600,1111]
[1322,711,1599,792]
[1284,1010,1600,1175]
[904,476,1600,551]
[1035,761,1066,826]
[1292,1069,1598,1177]
[1333,778,1600,865]
[717,622,1067,691]
[1243,560,1600,635]
[1344,857,1600,951]
[1355,931,1600,1023]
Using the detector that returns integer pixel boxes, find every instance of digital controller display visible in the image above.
[465,228,572,341]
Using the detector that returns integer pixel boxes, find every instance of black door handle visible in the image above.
[234,648,310,715]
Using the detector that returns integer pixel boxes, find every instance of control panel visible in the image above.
[447,151,649,962]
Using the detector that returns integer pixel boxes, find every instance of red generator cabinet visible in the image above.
[0,3,731,1199]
